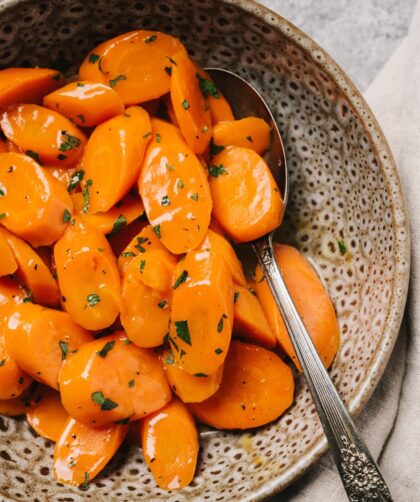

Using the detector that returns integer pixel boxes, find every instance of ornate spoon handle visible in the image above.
[252,235,393,502]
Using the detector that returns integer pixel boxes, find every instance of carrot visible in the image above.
[0,276,27,306]
[26,387,68,441]
[165,96,179,127]
[59,332,171,426]
[54,218,122,330]
[81,106,151,212]
[140,398,198,490]
[207,229,246,287]
[212,117,271,155]
[255,244,340,370]
[233,285,276,348]
[209,146,284,242]
[138,118,212,254]
[0,229,17,276]
[0,68,64,111]
[1,104,86,167]
[108,219,146,258]
[0,334,32,399]
[6,139,21,153]
[169,231,234,375]
[0,382,43,416]
[0,153,73,247]
[170,50,212,154]
[162,349,223,403]
[3,302,93,389]
[189,340,294,429]
[71,190,144,235]
[1,228,59,307]
[43,81,125,127]
[79,30,185,104]
[43,165,77,188]
[54,417,128,487]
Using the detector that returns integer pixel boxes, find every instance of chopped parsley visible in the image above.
[143,131,152,139]
[161,195,170,206]
[139,259,146,273]
[153,225,161,238]
[217,313,228,333]
[82,179,93,213]
[86,293,100,307]
[174,320,191,345]
[156,133,161,143]
[134,236,149,253]
[59,131,81,152]
[215,348,224,355]
[173,270,188,289]
[166,56,177,65]
[76,114,85,123]
[0,213,6,220]
[0,187,4,197]
[193,372,208,377]
[157,299,168,309]
[96,341,115,358]
[109,74,127,88]
[195,73,219,98]
[91,391,118,411]
[181,99,190,110]
[234,291,240,303]
[128,379,135,388]
[110,214,126,235]
[166,162,175,172]
[114,417,131,424]
[63,208,71,223]
[144,34,157,43]
[22,286,33,303]
[209,164,228,177]
[164,351,174,365]
[26,150,41,164]
[248,287,257,297]
[0,359,6,367]
[164,66,172,76]
[338,240,347,255]
[57,153,67,161]
[121,251,136,258]
[89,53,100,64]
[67,169,85,192]
[209,138,225,156]
[190,193,199,201]
[58,341,69,360]
[177,179,185,190]
[80,471,90,491]
[76,82,85,87]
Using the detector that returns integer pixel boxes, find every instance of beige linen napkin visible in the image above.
[272,2,420,501]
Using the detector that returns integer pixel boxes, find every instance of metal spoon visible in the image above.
[207,68,393,502]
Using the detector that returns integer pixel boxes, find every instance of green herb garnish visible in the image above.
[215,348,223,355]
[209,164,227,177]
[193,372,208,377]
[153,225,161,238]
[164,66,172,76]
[190,193,199,201]
[195,73,219,98]
[217,313,227,333]
[121,251,136,258]
[234,292,240,303]
[209,138,225,156]
[135,236,149,253]
[96,341,115,358]
[59,341,69,360]
[144,34,157,43]
[158,299,168,309]
[59,132,81,152]
[338,240,347,255]
[80,471,90,491]
[143,131,152,139]
[91,391,118,411]
[156,133,161,143]
[89,53,100,64]
[86,293,100,307]
[77,114,85,123]
[128,379,135,388]
[174,320,191,345]
[67,169,85,192]
[173,270,188,289]
[82,179,93,213]
[26,150,41,164]
[63,209,71,223]
[181,99,190,110]
[0,359,6,367]
[161,195,170,206]
[177,179,185,190]
[139,259,146,273]
[246,135,253,143]
[110,214,127,235]
[109,74,127,88]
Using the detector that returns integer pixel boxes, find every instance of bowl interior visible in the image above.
[0,0,409,501]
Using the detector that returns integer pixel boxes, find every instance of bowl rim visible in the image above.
[223,0,410,499]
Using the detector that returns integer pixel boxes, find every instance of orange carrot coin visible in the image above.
[43,165,77,188]
[0,229,17,276]
[0,276,27,306]
[189,340,294,429]
[59,332,171,426]
[138,118,212,254]
[0,382,43,416]
[0,334,32,399]
[117,225,162,275]
[79,30,185,104]
[43,81,125,127]
[0,153,73,247]
[207,230,246,287]
[209,146,284,242]
[1,104,86,167]
[212,117,271,155]
[140,398,198,490]
[194,67,234,124]
[26,387,69,441]
[54,417,128,486]
[255,244,340,370]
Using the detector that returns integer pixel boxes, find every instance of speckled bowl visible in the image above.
[0,0,410,500]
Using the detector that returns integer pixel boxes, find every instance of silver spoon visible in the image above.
[207,68,393,502]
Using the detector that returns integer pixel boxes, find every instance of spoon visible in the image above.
[207,68,393,502]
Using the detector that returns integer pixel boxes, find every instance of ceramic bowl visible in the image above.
[0,0,410,500]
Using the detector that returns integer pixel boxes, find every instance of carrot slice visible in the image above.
[189,340,294,429]
[0,334,32,399]
[212,117,271,155]
[255,244,340,370]
[108,219,146,258]
[140,398,198,490]
[0,276,27,306]
[0,153,73,247]
[43,81,125,127]
[43,165,77,188]
[3,302,93,389]
[71,191,144,235]
[138,118,212,254]
[0,382,43,416]
[169,231,234,375]
[54,416,128,486]
[194,67,234,124]
[210,146,284,242]
[26,387,68,441]
[1,104,86,167]
[170,50,212,154]
[79,30,185,104]
[81,106,151,212]
[1,228,60,307]
[207,229,246,287]
[0,229,17,276]
[0,68,63,111]
[59,332,171,426]
[233,285,276,348]
[162,349,223,403]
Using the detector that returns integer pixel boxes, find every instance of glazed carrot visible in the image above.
[140,398,199,490]
[0,382,43,416]
[121,246,176,348]
[54,218,122,330]
[1,227,60,307]
[189,340,294,429]
[233,285,276,348]
[0,229,17,276]
[0,276,27,306]
[0,335,32,399]
[162,350,223,403]
[0,68,63,111]
[212,117,271,155]
[169,231,234,375]
[71,191,144,235]
[138,118,212,254]
[81,106,151,212]
[1,104,86,167]
[255,244,340,370]
[165,96,179,127]
[209,146,284,242]
[6,139,21,153]
[26,387,68,441]
[170,50,211,154]
[54,417,128,487]
[207,229,246,287]
[3,302,93,389]
[59,332,171,426]
[0,153,73,247]
[43,81,125,127]
[79,30,185,104]
[108,219,146,258]
[43,165,76,188]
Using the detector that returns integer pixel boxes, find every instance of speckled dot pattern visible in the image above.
[0,0,410,501]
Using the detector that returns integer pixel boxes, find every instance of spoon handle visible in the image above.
[252,234,393,502]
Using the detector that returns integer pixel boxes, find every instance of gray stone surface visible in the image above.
[259,0,416,91]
